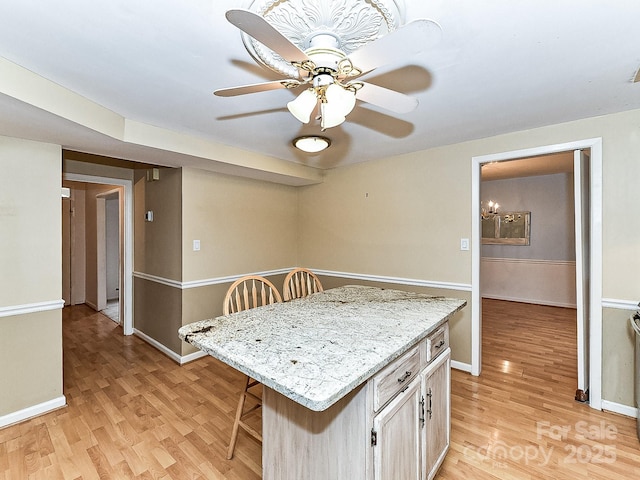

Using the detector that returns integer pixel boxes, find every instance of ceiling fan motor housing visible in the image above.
[242,0,404,79]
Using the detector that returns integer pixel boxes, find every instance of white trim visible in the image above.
[451,360,473,373]
[0,396,66,428]
[0,300,65,318]
[472,138,603,410]
[481,257,576,266]
[601,400,637,419]
[132,268,473,293]
[471,153,482,376]
[133,268,292,290]
[64,173,134,335]
[85,300,98,311]
[180,349,208,365]
[133,328,182,363]
[181,269,289,288]
[134,330,206,366]
[602,298,640,310]
[133,271,183,289]
[313,269,473,292]
[481,294,576,309]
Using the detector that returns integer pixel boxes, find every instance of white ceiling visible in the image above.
[1,0,640,179]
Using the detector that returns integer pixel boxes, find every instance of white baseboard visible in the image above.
[601,400,638,419]
[481,294,576,309]
[85,300,98,311]
[180,349,208,364]
[133,329,181,363]
[0,396,66,429]
[451,360,473,373]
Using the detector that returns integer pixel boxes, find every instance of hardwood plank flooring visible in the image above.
[438,299,640,479]
[1,305,261,480]
[1,300,639,479]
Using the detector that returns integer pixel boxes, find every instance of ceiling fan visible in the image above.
[214,7,442,130]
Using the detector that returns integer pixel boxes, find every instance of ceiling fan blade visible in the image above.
[355,82,419,114]
[226,9,310,64]
[214,80,298,97]
[348,19,442,75]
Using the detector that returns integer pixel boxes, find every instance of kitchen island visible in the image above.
[179,285,466,479]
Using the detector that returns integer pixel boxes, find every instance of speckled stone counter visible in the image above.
[178,285,466,412]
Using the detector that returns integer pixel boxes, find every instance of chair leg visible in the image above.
[227,375,250,460]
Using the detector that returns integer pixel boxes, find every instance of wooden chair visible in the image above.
[223,275,282,460]
[223,275,282,315]
[282,267,324,301]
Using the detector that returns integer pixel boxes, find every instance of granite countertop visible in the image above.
[178,285,466,411]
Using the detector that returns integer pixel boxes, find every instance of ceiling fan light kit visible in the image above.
[286,71,359,129]
[215,0,441,144]
[287,88,318,123]
[292,135,331,153]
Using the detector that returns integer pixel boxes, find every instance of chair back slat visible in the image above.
[283,268,323,301]
[224,275,282,315]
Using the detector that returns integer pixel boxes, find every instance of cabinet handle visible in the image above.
[397,371,412,383]
[419,395,425,428]
[426,388,433,419]
[435,340,445,349]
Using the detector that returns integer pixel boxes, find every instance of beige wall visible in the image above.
[0,136,63,417]
[178,169,297,355]
[0,312,62,415]
[181,168,298,280]
[298,155,472,283]
[134,167,183,279]
[298,108,640,407]
[134,167,298,355]
[133,167,183,350]
[602,308,636,407]
[134,277,183,353]
[1,138,63,305]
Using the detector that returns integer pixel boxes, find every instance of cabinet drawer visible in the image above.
[426,323,449,364]
[372,345,421,412]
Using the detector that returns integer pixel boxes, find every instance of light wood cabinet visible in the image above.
[422,348,451,480]
[262,322,451,480]
[371,324,450,480]
[372,376,422,480]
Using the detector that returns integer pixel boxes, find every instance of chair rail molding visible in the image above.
[0,300,65,318]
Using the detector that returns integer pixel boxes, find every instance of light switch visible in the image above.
[460,238,469,251]
[193,239,201,251]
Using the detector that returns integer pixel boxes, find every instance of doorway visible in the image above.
[471,138,603,410]
[97,189,121,323]
[63,173,134,335]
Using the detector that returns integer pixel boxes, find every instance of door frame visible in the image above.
[471,138,603,410]
[96,189,121,314]
[64,173,134,335]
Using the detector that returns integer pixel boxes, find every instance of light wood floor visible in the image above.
[1,300,638,479]
[438,299,640,479]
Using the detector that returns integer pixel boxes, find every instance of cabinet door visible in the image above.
[422,348,451,480]
[372,376,422,480]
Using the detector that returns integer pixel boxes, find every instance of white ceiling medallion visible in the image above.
[242,0,405,79]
